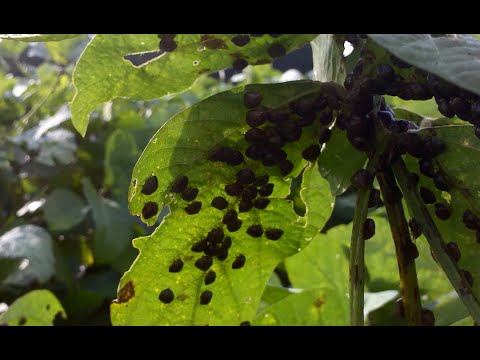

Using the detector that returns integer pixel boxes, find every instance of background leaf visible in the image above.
[0,34,82,42]
[0,289,66,326]
[82,178,134,264]
[318,128,367,196]
[42,189,87,232]
[368,34,480,96]
[403,125,480,302]
[0,225,55,286]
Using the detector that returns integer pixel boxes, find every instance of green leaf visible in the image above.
[368,34,480,96]
[318,127,367,196]
[82,178,134,264]
[0,225,55,286]
[111,81,341,325]
[71,34,318,136]
[427,291,469,326]
[254,288,346,325]
[0,290,66,326]
[311,34,347,84]
[104,129,140,203]
[404,125,480,301]
[284,221,350,325]
[43,189,87,232]
[0,34,82,42]
[363,213,453,300]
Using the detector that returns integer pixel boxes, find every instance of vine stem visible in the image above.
[377,167,422,325]
[393,159,480,324]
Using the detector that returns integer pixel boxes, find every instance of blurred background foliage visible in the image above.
[0,35,470,325]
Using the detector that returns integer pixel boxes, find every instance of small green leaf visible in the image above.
[43,189,87,232]
[427,291,469,326]
[71,34,318,136]
[254,287,345,325]
[0,34,82,42]
[0,225,55,286]
[82,178,134,264]
[104,129,139,202]
[368,34,480,96]
[318,128,367,196]
[0,290,66,326]
[111,81,342,325]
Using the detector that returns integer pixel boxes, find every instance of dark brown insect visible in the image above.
[159,289,174,304]
[302,145,321,162]
[232,254,246,269]
[171,176,189,193]
[247,224,263,237]
[363,218,375,240]
[253,198,270,210]
[185,201,202,215]
[141,176,158,195]
[265,228,283,241]
[419,187,436,204]
[195,256,213,271]
[200,290,213,305]
[181,187,199,202]
[434,203,451,221]
[445,242,461,263]
[142,202,159,219]
[244,91,263,109]
[211,196,229,210]
[169,259,184,273]
[204,270,216,285]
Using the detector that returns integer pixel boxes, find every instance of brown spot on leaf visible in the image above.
[313,297,325,308]
[18,316,27,326]
[200,35,226,50]
[117,281,135,304]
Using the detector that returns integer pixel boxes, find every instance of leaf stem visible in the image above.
[377,167,422,325]
[393,158,480,324]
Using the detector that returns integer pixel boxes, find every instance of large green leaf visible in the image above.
[403,125,480,301]
[111,81,342,325]
[318,127,367,196]
[368,34,480,96]
[0,225,55,286]
[0,34,81,42]
[42,189,87,232]
[71,34,318,136]
[0,290,66,326]
[82,178,134,264]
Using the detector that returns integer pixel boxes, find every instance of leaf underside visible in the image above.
[111,81,340,325]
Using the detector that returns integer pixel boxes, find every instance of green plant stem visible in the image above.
[349,183,371,326]
[349,151,386,326]
[377,167,422,326]
[393,159,480,325]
